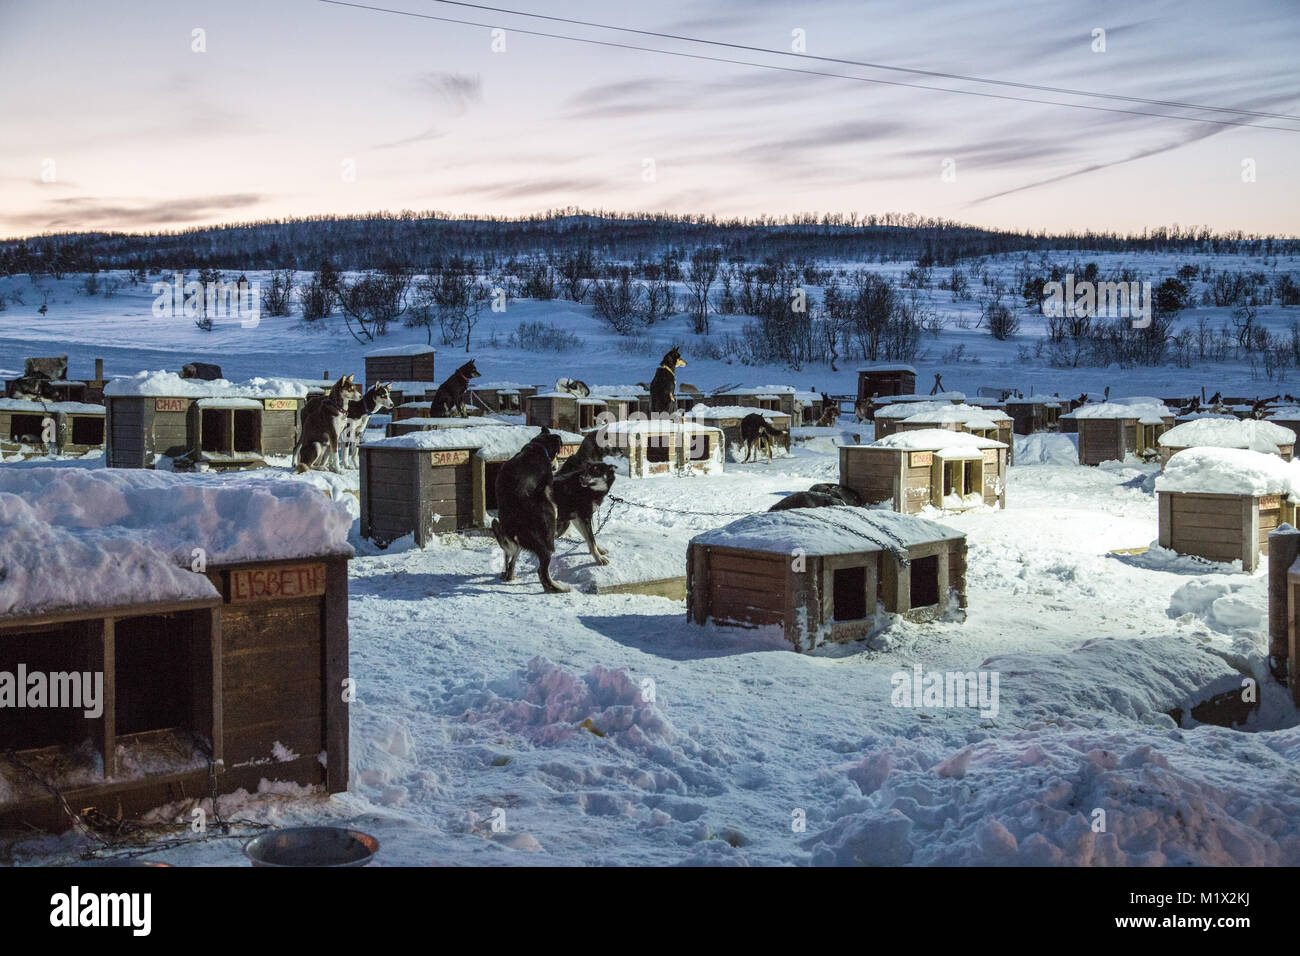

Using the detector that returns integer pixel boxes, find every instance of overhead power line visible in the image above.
[427,0,1300,123]
[317,0,1300,133]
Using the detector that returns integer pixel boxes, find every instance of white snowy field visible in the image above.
[3,249,1300,866]
[2,249,1300,400]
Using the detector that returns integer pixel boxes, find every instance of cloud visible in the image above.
[473,177,610,201]
[412,71,483,114]
[5,193,264,232]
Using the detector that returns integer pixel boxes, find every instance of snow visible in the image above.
[1155,447,1300,497]
[872,428,1007,457]
[872,391,967,405]
[1065,400,1172,425]
[685,405,787,421]
[103,370,308,399]
[364,424,582,458]
[6,253,1300,866]
[858,364,917,374]
[876,400,992,422]
[1158,418,1296,452]
[0,468,351,616]
[365,344,436,357]
[0,398,104,414]
[691,505,963,556]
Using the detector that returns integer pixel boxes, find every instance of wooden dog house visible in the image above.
[857,365,917,401]
[840,430,1008,513]
[874,401,1014,465]
[526,392,609,433]
[0,470,351,833]
[1155,447,1296,572]
[1005,397,1063,435]
[1157,418,1295,468]
[1064,401,1174,466]
[103,374,307,470]
[0,399,106,458]
[683,405,792,458]
[470,382,538,414]
[717,386,799,418]
[360,425,583,546]
[596,420,725,478]
[590,386,652,417]
[687,508,967,652]
[364,344,435,390]
[795,391,826,425]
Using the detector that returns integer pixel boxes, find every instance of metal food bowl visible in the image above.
[243,827,379,867]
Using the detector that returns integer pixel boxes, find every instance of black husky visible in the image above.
[554,460,616,565]
[807,482,863,506]
[740,412,778,463]
[650,346,686,413]
[491,426,569,593]
[429,359,481,417]
[769,491,843,512]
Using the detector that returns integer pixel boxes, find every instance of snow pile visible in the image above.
[876,402,1002,430]
[1158,417,1296,452]
[104,370,309,399]
[456,657,681,749]
[0,467,352,616]
[691,505,963,556]
[872,428,1005,458]
[1155,447,1300,497]
[1014,433,1078,465]
[809,636,1300,866]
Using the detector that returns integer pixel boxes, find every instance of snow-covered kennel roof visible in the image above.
[0,468,353,618]
[1158,418,1296,452]
[104,370,309,399]
[871,429,1007,457]
[364,424,582,458]
[691,506,963,557]
[1155,447,1300,498]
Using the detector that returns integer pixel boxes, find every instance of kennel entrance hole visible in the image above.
[910,554,940,609]
[114,613,197,735]
[200,409,228,453]
[687,435,711,462]
[233,410,260,453]
[9,413,45,443]
[0,624,90,752]
[70,416,104,446]
[833,565,869,621]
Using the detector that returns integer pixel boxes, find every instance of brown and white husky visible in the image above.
[295,374,361,473]
[340,382,394,469]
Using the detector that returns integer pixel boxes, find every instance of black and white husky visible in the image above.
[295,374,361,473]
[340,382,394,469]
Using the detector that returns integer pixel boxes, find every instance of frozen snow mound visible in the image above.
[1014,432,1078,465]
[875,401,996,427]
[0,467,352,617]
[1066,400,1172,425]
[1155,446,1300,498]
[1158,417,1296,452]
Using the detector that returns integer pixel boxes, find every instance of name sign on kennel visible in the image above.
[154,397,190,412]
[263,398,297,411]
[229,562,327,603]
[1260,495,1281,510]
[430,449,470,466]
[909,451,932,468]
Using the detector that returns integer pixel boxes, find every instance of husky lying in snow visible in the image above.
[295,374,361,473]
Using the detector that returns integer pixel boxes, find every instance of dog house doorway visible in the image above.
[832,565,869,622]
[199,405,263,457]
[686,433,712,462]
[935,457,983,508]
[910,554,941,610]
[70,416,104,446]
[9,413,45,444]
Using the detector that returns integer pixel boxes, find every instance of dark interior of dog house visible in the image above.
[200,407,262,455]
[9,413,44,443]
[114,613,199,737]
[910,554,941,608]
[833,565,869,621]
[0,625,88,752]
[687,434,712,461]
[70,416,104,446]
[579,405,599,429]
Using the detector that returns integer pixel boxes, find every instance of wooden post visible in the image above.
[323,556,350,794]
[1243,496,1260,573]
[1269,524,1300,665]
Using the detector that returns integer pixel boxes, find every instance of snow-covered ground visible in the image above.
[3,250,1300,866]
